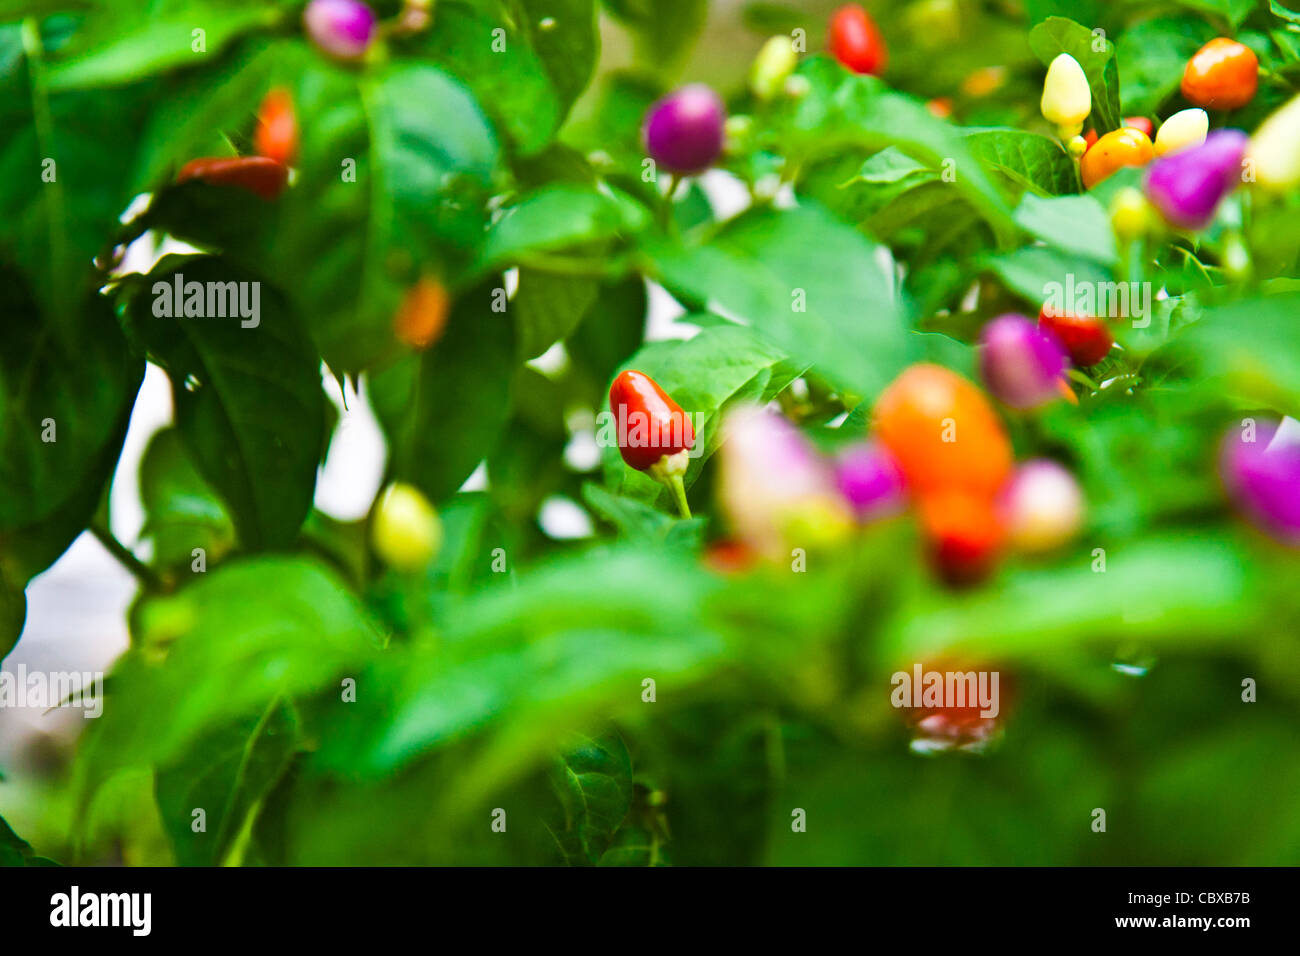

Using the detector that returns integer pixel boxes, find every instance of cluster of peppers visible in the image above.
[1043,37,1300,229]
[154,2,1300,584]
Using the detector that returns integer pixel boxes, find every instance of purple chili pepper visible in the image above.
[1221,418,1300,545]
[979,313,1069,410]
[642,84,726,176]
[834,441,906,521]
[1143,129,1248,231]
[303,0,377,62]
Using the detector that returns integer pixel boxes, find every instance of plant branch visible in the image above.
[90,522,164,592]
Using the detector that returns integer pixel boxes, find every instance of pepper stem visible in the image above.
[664,473,691,519]
[659,173,682,230]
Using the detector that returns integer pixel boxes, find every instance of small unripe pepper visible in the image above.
[1154,107,1208,157]
[1000,459,1084,554]
[1109,186,1152,242]
[1037,306,1113,367]
[176,156,289,200]
[303,0,377,62]
[978,313,1069,411]
[255,87,298,166]
[828,4,888,76]
[1143,128,1248,231]
[749,35,799,101]
[1245,93,1300,190]
[872,363,1012,498]
[1040,53,1091,138]
[1220,418,1300,545]
[1079,126,1154,189]
[1181,37,1258,111]
[642,84,726,176]
[393,276,450,349]
[371,482,442,572]
[609,370,696,516]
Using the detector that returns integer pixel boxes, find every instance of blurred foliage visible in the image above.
[2,0,1300,866]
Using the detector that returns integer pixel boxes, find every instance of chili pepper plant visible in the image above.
[4,0,1300,867]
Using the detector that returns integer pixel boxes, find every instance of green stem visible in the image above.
[658,173,682,231]
[664,473,691,519]
[90,522,164,592]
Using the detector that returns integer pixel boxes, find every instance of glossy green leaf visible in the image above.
[122,255,324,551]
[369,281,517,503]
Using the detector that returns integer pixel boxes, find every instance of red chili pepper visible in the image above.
[828,4,888,76]
[609,370,695,473]
[176,156,289,200]
[255,87,299,166]
[917,489,1005,587]
[1037,306,1114,367]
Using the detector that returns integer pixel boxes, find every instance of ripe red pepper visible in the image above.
[255,87,299,166]
[828,4,888,76]
[1037,306,1114,367]
[917,490,1005,587]
[609,370,695,473]
[176,156,289,200]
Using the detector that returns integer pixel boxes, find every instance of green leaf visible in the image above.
[0,270,143,582]
[547,731,633,865]
[122,255,324,551]
[1162,291,1300,407]
[370,281,517,503]
[44,2,280,91]
[0,22,155,323]
[137,427,234,572]
[784,59,1017,238]
[512,269,599,360]
[519,0,600,119]
[1029,16,1122,136]
[416,0,560,155]
[130,36,284,190]
[154,699,299,866]
[0,813,58,866]
[1273,0,1300,24]
[1173,0,1259,31]
[602,0,708,71]
[1116,18,1216,117]
[477,183,647,271]
[582,482,705,548]
[1013,193,1118,264]
[982,244,1113,306]
[646,203,909,397]
[78,557,381,789]
[271,59,499,371]
[964,128,1078,197]
[881,535,1256,665]
[311,546,726,789]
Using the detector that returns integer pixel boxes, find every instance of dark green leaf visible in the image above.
[370,281,517,502]
[123,256,324,550]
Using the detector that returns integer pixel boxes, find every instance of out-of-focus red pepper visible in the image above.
[255,87,299,166]
[176,156,289,200]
